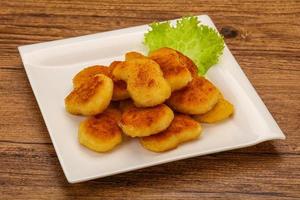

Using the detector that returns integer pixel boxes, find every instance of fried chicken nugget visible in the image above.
[176,50,198,77]
[193,98,234,123]
[65,74,113,115]
[168,76,220,115]
[113,58,171,107]
[149,47,192,91]
[73,64,129,101]
[78,107,122,152]
[119,102,174,137]
[140,114,202,152]
[109,61,130,101]
[125,51,146,61]
[72,65,110,88]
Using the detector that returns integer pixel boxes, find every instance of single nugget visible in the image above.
[113,58,171,107]
[168,76,220,115]
[72,65,110,88]
[73,64,129,101]
[109,61,130,101]
[65,74,113,115]
[78,107,122,152]
[125,51,146,60]
[149,47,192,91]
[193,98,234,123]
[140,114,202,152]
[119,101,174,137]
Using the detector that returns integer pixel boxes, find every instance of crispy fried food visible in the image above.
[73,63,129,101]
[112,58,171,107]
[193,98,234,123]
[113,80,129,101]
[149,47,192,91]
[65,74,113,115]
[176,50,198,77]
[140,114,202,152]
[72,65,110,88]
[109,61,130,101]
[125,51,146,61]
[78,107,122,152]
[119,101,174,137]
[168,76,220,115]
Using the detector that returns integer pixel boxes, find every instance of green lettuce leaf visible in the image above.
[144,16,224,75]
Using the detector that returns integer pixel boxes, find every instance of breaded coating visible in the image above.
[72,65,110,88]
[65,74,113,115]
[73,63,129,101]
[193,98,234,123]
[125,51,146,61]
[176,50,199,77]
[168,76,220,115]
[119,102,174,137]
[113,58,171,107]
[109,61,130,101]
[78,107,122,152]
[149,47,192,91]
[140,114,202,152]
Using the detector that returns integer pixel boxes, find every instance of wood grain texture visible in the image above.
[0,0,299,199]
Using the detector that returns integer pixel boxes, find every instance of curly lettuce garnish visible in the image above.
[144,16,224,75]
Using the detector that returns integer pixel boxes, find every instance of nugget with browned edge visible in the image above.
[168,76,220,115]
[113,58,171,107]
[125,51,146,60]
[119,102,174,137]
[78,107,122,152]
[65,74,113,115]
[140,114,202,152]
[149,47,192,91]
[176,50,198,77]
[73,64,129,101]
[193,98,234,123]
[72,65,110,88]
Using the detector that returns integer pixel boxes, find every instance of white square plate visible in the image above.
[18,15,285,183]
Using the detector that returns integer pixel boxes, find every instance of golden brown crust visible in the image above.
[108,61,122,74]
[73,65,110,88]
[130,66,158,89]
[78,107,122,152]
[67,76,103,104]
[149,48,180,73]
[83,108,121,141]
[143,115,199,141]
[149,47,192,91]
[121,104,169,128]
[140,114,202,152]
[125,51,146,61]
[168,76,220,115]
[65,74,113,115]
[72,62,130,101]
[119,103,174,137]
[113,58,171,107]
[193,98,234,123]
[176,50,198,77]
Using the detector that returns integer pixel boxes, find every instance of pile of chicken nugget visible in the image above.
[65,47,234,153]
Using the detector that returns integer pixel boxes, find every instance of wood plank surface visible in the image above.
[0,0,299,199]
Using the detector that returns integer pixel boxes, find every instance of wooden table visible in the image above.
[1,0,299,199]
